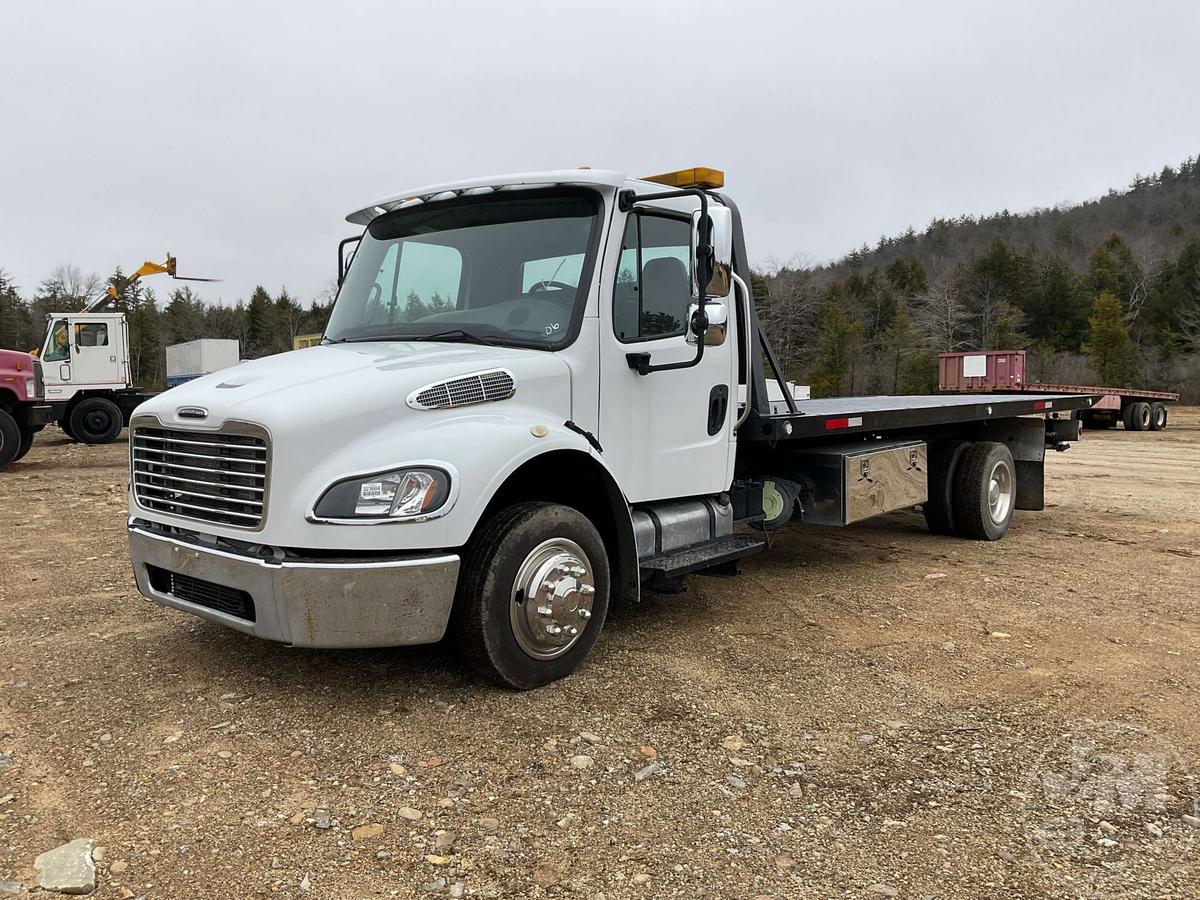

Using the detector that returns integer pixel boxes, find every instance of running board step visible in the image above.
[640,534,766,582]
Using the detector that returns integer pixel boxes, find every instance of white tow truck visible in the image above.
[126,167,1096,689]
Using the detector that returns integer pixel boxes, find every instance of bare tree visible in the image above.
[913,276,969,351]
[50,264,101,307]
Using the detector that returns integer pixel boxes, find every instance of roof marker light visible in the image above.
[641,167,725,189]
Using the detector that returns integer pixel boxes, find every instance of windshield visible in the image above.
[325,190,602,347]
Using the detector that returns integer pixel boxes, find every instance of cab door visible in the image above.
[597,200,737,503]
[67,318,122,387]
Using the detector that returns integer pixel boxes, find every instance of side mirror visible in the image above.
[686,299,728,346]
[691,205,733,299]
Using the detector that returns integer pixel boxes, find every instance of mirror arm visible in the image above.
[620,188,713,376]
[337,235,362,288]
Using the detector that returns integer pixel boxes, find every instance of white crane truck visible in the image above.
[126,167,1095,689]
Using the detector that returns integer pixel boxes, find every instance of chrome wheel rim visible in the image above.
[987,459,1014,524]
[510,537,595,660]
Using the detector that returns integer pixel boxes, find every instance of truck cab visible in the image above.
[37,311,145,443]
[126,167,1094,689]
[0,348,49,468]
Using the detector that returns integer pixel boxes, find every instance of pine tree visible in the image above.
[1083,292,1138,386]
[808,299,864,397]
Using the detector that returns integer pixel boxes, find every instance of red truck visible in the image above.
[0,348,51,468]
[939,350,1179,431]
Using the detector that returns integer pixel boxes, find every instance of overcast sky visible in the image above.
[2,0,1197,305]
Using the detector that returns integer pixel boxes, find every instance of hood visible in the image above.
[136,341,572,435]
[0,348,36,371]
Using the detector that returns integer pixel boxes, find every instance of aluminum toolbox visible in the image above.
[792,439,928,526]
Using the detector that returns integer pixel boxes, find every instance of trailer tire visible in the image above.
[1149,402,1168,431]
[751,478,801,531]
[1121,403,1136,430]
[0,409,21,468]
[70,397,123,444]
[452,501,610,690]
[952,442,1016,541]
[924,439,970,536]
[1129,401,1152,431]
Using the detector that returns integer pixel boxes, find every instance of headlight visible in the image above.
[313,467,451,521]
[25,378,36,398]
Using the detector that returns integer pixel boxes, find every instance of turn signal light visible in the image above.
[641,167,725,189]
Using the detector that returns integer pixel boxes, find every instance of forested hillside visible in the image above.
[755,154,1200,400]
[3,154,1199,399]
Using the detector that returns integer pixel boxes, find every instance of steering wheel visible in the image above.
[528,280,575,293]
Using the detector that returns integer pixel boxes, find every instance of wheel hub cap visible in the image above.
[987,460,1013,524]
[510,538,595,660]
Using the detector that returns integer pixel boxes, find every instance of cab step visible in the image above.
[639,534,766,587]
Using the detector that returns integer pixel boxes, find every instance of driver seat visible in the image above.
[640,256,690,335]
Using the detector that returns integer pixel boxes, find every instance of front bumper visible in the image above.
[128,524,461,648]
[21,403,51,430]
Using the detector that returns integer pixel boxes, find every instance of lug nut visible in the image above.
[565,625,578,636]
[577,608,592,620]
[578,584,595,596]
[537,605,553,616]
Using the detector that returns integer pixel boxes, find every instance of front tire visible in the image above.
[13,427,34,462]
[0,410,21,468]
[70,397,123,444]
[952,441,1016,541]
[452,502,611,690]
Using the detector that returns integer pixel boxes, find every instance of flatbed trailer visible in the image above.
[939,349,1179,431]
[126,166,1104,690]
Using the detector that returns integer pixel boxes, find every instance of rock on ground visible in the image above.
[34,838,96,895]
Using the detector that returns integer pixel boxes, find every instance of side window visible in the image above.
[75,323,108,348]
[44,319,70,361]
[613,213,692,342]
[364,242,462,325]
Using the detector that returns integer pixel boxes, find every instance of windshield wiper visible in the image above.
[414,329,500,347]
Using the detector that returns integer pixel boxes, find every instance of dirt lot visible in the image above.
[1,411,1198,899]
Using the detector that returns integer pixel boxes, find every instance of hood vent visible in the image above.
[407,369,516,411]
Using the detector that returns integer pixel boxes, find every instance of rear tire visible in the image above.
[924,439,970,535]
[1149,402,1167,431]
[1130,401,1152,432]
[69,397,123,444]
[452,502,610,690]
[0,410,21,468]
[952,441,1016,541]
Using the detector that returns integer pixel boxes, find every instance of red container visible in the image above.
[938,350,1026,392]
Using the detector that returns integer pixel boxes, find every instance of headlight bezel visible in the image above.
[308,462,458,524]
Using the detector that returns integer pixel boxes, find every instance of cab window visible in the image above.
[613,213,692,342]
[44,319,70,361]
[75,322,109,347]
[362,242,463,326]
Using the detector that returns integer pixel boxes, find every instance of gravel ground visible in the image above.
[1,410,1198,899]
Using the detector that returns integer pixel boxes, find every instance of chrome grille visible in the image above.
[132,426,268,528]
[408,369,515,410]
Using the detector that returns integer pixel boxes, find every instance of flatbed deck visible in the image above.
[1019,382,1179,402]
[742,392,1097,441]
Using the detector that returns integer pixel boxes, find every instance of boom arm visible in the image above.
[82,253,221,312]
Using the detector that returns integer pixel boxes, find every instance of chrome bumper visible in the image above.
[128,524,461,648]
